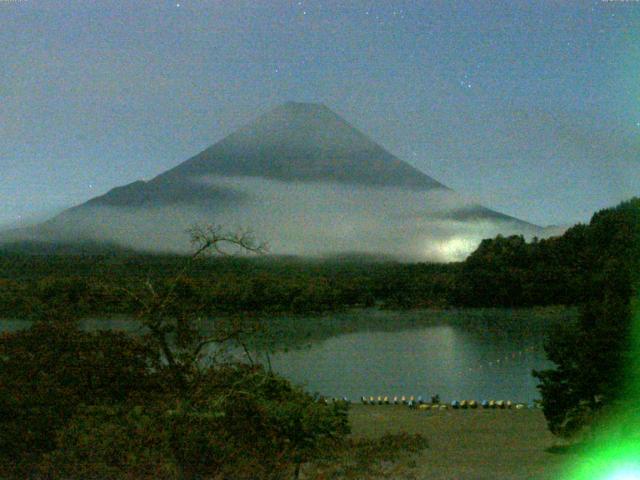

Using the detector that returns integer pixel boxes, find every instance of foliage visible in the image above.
[38,404,177,480]
[0,320,161,476]
[35,366,350,480]
[0,255,459,318]
[533,198,639,438]
[454,231,589,307]
[0,225,352,479]
[165,365,350,479]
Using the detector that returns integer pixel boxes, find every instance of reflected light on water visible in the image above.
[416,325,457,356]
[266,318,552,402]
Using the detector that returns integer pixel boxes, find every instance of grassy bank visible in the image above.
[343,405,575,480]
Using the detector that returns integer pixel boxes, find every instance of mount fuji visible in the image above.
[2,102,541,261]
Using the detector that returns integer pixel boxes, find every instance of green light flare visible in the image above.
[562,292,640,480]
[563,442,640,480]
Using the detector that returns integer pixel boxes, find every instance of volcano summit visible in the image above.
[4,102,540,260]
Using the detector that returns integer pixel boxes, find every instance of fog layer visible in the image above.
[10,176,543,262]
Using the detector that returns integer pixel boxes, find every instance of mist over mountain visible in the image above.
[2,102,543,261]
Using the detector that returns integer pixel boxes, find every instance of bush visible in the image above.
[0,321,161,476]
[0,227,356,478]
[38,405,177,480]
[0,320,350,478]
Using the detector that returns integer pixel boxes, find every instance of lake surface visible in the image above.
[1,307,575,404]
[255,308,575,404]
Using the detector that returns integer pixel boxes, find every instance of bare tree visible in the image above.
[121,225,267,392]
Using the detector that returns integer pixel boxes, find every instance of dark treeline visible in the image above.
[457,197,639,308]
[439,197,640,439]
[455,225,591,307]
[0,255,458,317]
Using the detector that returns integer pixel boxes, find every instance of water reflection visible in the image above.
[264,309,572,403]
[1,307,575,403]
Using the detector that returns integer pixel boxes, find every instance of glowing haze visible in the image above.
[23,176,539,261]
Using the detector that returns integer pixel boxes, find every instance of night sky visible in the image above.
[2,0,639,229]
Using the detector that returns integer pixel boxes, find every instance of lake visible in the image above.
[1,307,575,404]
[250,307,575,404]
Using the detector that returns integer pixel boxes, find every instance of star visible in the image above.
[176,3,180,7]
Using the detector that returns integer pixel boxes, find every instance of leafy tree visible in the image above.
[115,225,349,478]
[0,320,161,476]
[164,364,349,479]
[455,234,531,307]
[37,366,349,480]
[37,404,177,480]
[533,198,639,438]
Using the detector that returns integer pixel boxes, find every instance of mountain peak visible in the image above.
[156,103,447,190]
[278,101,329,111]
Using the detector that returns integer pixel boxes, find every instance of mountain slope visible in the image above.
[2,102,541,260]
[82,102,447,210]
[156,101,447,190]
